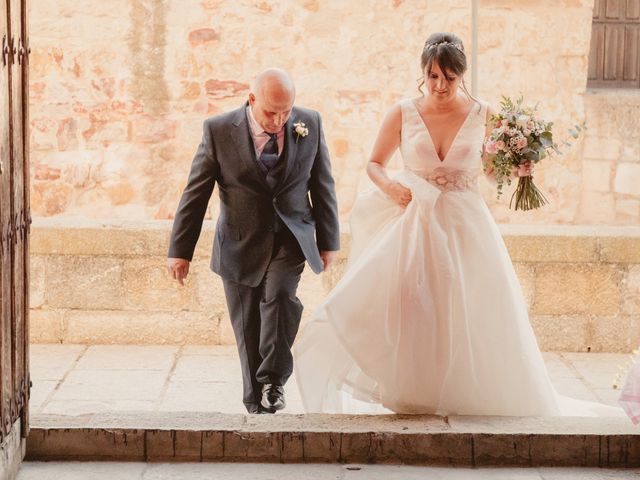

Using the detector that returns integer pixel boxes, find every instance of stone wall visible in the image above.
[578,90,640,223]
[30,219,640,352]
[29,0,634,226]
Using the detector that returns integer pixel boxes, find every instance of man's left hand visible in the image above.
[320,250,338,271]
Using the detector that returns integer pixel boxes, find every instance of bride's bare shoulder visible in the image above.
[380,101,405,126]
[387,98,420,121]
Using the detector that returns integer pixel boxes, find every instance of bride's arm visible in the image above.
[367,104,412,207]
[482,106,532,182]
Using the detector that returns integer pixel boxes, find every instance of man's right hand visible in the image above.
[167,258,190,286]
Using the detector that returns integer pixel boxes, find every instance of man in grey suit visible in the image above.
[167,69,340,414]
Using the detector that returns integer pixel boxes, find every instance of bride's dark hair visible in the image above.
[418,32,475,101]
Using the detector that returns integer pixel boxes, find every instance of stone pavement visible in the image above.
[16,462,640,479]
[25,345,640,468]
[29,344,629,416]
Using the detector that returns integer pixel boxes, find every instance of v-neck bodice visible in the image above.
[400,97,488,180]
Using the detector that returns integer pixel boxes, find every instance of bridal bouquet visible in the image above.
[484,96,582,211]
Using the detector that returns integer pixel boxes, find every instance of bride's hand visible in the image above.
[386,181,412,207]
[512,161,533,178]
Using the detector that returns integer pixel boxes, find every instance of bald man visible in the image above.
[167,69,340,414]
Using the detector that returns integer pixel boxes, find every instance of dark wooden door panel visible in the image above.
[0,0,29,446]
[606,0,621,18]
[624,25,639,80]
[588,24,605,80]
[629,0,640,19]
[9,0,26,430]
[18,0,29,438]
[588,0,640,88]
[0,0,14,441]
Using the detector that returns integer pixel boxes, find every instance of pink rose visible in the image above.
[516,137,528,149]
[495,140,506,151]
[485,140,497,154]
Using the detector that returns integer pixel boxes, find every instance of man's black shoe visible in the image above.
[260,384,285,412]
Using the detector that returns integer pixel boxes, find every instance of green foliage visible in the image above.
[484,96,585,211]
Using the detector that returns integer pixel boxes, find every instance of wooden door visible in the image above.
[588,0,640,88]
[0,0,30,456]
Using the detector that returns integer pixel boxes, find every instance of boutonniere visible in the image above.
[293,121,308,143]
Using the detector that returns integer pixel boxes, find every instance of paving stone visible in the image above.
[553,378,600,402]
[343,465,543,479]
[41,399,158,415]
[537,467,640,479]
[181,345,237,356]
[141,463,343,480]
[29,345,630,421]
[592,387,624,407]
[29,380,58,412]
[50,370,167,402]
[171,354,241,382]
[17,463,640,480]
[75,345,178,371]
[18,462,147,480]
[158,380,246,413]
[29,344,85,380]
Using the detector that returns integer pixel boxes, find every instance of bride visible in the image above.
[293,32,621,417]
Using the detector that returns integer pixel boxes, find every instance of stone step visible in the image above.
[26,412,640,468]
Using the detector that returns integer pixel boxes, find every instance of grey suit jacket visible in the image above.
[168,104,340,287]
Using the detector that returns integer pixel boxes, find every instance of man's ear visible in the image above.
[248,93,256,105]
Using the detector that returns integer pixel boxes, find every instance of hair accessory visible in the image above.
[424,41,463,53]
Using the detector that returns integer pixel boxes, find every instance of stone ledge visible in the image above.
[30,219,640,261]
[26,412,640,467]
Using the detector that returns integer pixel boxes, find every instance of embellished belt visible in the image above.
[410,167,479,192]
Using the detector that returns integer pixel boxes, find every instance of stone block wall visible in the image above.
[29,219,640,352]
[578,90,640,223]
[28,0,633,226]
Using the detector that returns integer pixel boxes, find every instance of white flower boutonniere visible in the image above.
[293,121,308,143]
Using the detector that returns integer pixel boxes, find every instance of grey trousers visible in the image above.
[222,229,306,413]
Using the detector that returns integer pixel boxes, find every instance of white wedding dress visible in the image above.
[293,98,622,417]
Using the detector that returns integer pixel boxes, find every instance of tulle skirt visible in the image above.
[293,169,623,417]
